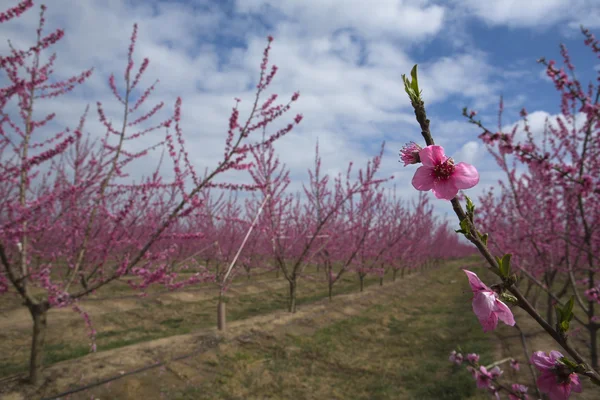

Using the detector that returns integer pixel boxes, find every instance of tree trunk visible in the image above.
[531,286,541,309]
[546,291,554,327]
[590,325,598,370]
[217,296,226,331]
[401,267,406,279]
[379,276,383,286]
[28,302,50,385]
[328,282,333,302]
[392,269,397,282]
[288,280,297,313]
[590,271,598,369]
[359,274,364,292]
[523,279,533,299]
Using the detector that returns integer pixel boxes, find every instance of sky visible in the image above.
[1,0,599,223]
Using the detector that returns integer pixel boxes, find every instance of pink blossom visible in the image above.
[467,353,480,364]
[399,142,422,166]
[510,358,520,371]
[475,366,494,389]
[509,384,529,400]
[585,287,600,304]
[449,350,463,365]
[531,351,582,400]
[489,366,503,379]
[464,270,515,332]
[411,145,479,200]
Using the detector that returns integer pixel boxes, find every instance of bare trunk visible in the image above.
[546,291,554,328]
[217,296,226,331]
[589,269,598,369]
[591,325,598,370]
[288,279,297,313]
[523,279,534,299]
[530,286,540,309]
[28,302,49,385]
[590,271,598,369]
[359,274,364,292]
[379,276,383,286]
[328,281,333,301]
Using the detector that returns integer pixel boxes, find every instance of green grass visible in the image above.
[164,262,495,400]
[43,343,91,365]
[0,268,384,379]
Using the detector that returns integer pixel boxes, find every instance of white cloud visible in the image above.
[453,141,484,166]
[453,0,600,29]
[234,0,446,40]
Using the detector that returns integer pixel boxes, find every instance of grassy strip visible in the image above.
[168,263,495,400]
[0,272,382,378]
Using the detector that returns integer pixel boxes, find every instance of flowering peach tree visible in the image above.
[399,27,600,397]
[0,1,301,384]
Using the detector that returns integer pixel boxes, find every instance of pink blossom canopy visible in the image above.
[412,145,479,200]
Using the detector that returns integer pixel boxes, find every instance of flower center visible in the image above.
[433,158,455,180]
[553,365,574,384]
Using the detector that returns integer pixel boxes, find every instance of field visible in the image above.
[1,259,598,399]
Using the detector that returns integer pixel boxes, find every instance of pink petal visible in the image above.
[472,292,495,322]
[548,383,572,400]
[480,305,499,332]
[549,351,564,363]
[464,270,489,292]
[419,145,447,167]
[452,162,480,189]
[531,352,556,371]
[412,166,434,191]
[570,373,582,393]
[537,372,560,398]
[432,179,459,200]
[493,299,515,326]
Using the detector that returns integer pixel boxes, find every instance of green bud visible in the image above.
[402,65,422,102]
[465,196,475,215]
[500,292,518,305]
[459,218,470,235]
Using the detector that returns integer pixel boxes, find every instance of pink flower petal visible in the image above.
[453,162,480,189]
[570,373,582,393]
[464,270,489,292]
[531,351,560,371]
[548,383,572,400]
[432,179,459,200]
[549,351,564,363]
[472,292,495,321]
[480,311,498,333]
[493,298,515,326]
[419,145,446,167]
[412,166,434,191]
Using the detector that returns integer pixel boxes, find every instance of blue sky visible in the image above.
[1,0,599,222]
